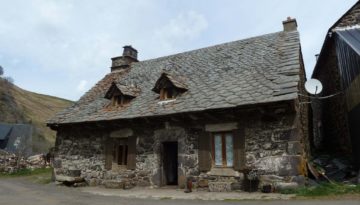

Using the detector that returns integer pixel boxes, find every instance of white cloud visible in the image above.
[153,10,208,52]
[76,80,88,92]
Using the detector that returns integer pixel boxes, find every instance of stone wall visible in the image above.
[53,102,306,191]
[54,127,106,185]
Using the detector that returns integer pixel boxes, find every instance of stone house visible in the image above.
[312,1,360,170]
[48,18,309,191]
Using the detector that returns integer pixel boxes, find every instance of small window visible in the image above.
[160,88,178,100]
[112,139,128,165]
[212,132,234,167]
[111,95,131,106]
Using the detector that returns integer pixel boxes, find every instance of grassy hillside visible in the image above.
[0,79,73,153]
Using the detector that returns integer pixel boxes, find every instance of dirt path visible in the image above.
[0,178,359,205]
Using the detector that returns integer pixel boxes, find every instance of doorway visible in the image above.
[162,141,178,185]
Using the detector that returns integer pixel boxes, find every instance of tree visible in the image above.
[0,65,3,76]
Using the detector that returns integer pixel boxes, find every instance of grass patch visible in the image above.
[281,183,360,197]
[0,168,53,184]
[0,168,52,177]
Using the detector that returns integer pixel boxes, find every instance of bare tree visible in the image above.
[0,65,3,76]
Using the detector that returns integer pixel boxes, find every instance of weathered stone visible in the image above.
[67,169,81,177]
[208,182,232,192]
[88,178,100,186]
[137,180,151,186]
[263,143,273,150]
[230,182,242,190]
[274,182,299,192]
[258,175,284,183]
[290,175,305,186]
[124,182,134,190]
[287,141,302,155]
[104,180,125,189]
[197,179,208,187]
[53,159,62,168]
[73,182,87,187]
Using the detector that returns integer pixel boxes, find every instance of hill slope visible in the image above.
[0,79,73,153]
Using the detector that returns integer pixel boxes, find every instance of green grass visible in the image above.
[0,168,53,184]
[281,182,360,197]
[0,168,52,177]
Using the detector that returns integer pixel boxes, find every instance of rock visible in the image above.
[208,182,232,192]
[230,182,242,190]
[137,180,151,187]
[197,179,208,188]
[88,178,101,186]
[68,169,81,177]
[104,180,125,189]
[56,175,84,183]
[73,182,87,187]
[124,182,134,190]
[263,143,272,150]
[290,175,305,186]
[274,182,299,192]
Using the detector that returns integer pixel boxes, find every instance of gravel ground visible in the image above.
[0,178,359,205]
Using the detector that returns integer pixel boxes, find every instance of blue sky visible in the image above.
[0,0,357,101]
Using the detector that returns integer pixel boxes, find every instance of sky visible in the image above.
[0,0,358,101]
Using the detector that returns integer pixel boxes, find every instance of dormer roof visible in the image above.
[104,82,141,99]
[152,72,188,93]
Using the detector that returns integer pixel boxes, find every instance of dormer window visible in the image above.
[160,88,176,100]
[153,72,188,101]
[105,82,140,107]
[111,95,132,106]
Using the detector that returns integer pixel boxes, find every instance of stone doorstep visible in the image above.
[55,175,84,183]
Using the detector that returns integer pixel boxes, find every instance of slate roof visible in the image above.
[48,30,301,125]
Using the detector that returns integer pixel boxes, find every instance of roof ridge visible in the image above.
[136,31,286,64]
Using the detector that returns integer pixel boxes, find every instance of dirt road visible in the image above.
[0,178,359,205]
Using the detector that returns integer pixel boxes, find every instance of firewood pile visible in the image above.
[0,150,49,174]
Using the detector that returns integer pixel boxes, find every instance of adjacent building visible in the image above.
[312,1,360,170]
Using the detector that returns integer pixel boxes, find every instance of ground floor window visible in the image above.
[112,139,128,165]
[212,132,234,167]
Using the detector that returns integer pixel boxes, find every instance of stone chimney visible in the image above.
[111,45,138,72]
[282,17,297,32]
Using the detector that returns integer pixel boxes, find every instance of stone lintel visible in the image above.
[205,122,238,132]
[110,128,133,138]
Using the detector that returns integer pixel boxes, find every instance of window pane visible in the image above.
[225,134,233,167]
[214,134,222,166]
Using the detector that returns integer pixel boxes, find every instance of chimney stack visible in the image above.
[282,17,297,32]
[111,45,138,72]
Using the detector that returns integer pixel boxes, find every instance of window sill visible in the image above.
[207,167,241,177]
